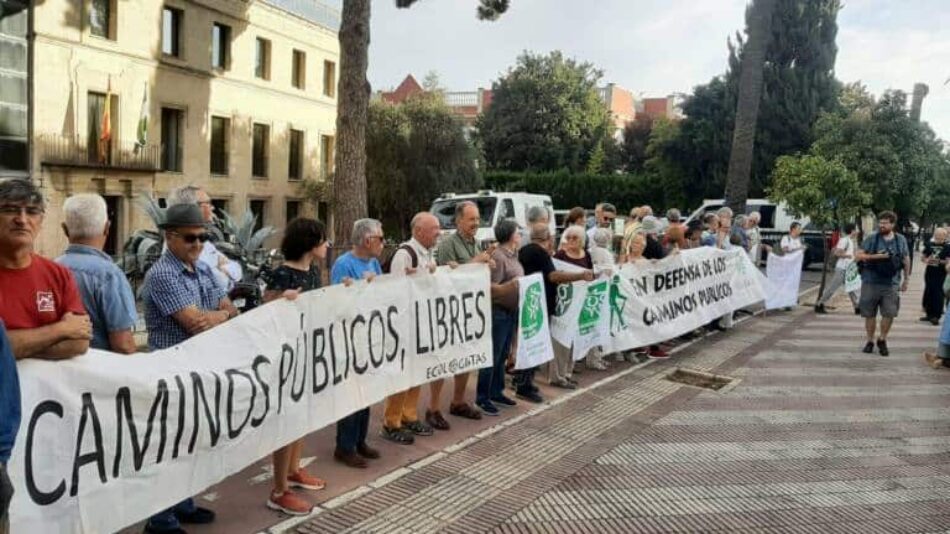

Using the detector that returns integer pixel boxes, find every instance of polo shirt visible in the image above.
[56,244,138,351]
[142,249,226,350]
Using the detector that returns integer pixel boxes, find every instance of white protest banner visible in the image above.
[765,250,804,309]
[514,273,554,370]
[9,264,492,534]
[605,247,768,351]
[549,259,584,348]
[845,262,862,294]
[571,278,610,360]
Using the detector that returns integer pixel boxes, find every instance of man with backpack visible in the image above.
[856,211,911,357]
[379,212,441,443]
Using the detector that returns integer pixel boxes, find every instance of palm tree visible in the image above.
[724,0,777,214]
[332,0,509,246]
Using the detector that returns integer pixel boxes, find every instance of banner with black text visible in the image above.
[8,264,492,534]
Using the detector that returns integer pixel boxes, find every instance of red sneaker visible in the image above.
[648,347,669,359]
[288,469,326,491]
[267,490,313,516]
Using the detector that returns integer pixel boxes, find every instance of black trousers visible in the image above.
[922,266,947,319]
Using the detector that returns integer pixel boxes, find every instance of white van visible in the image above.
[685,199,825,266]
[430,191,555,245]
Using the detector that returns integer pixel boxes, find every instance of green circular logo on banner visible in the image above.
[521,282,545,339]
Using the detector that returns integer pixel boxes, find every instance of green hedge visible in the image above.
[482,170,667,212]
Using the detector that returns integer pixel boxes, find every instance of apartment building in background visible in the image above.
[0,0,339,257]
[379,74,681,139]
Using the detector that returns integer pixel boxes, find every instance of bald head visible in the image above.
[412,212,441,249]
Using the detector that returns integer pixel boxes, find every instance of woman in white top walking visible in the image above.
[815,223,861,315]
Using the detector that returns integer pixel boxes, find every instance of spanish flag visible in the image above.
[98,80,112,163]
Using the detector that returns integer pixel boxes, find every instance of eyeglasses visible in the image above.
[367,235,384,242]
[168,231,211,244]
[565,235,581,241]
[0,205,44,217]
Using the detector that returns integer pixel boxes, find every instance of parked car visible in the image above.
[430,191,555,246]
[684,199,825,267]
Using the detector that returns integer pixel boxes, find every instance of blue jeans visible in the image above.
[477,308,516,404]
[147,497,196,531]
[336,408,370,453]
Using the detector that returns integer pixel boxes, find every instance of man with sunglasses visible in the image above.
[141,203,238,533]
[586,202,617,246]
[0,179,91,360]
[167,186,242,292]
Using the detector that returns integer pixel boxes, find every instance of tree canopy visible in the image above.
[768,154,869,229]
[476,51,612,173]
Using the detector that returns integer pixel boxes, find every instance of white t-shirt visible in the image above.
[780,235,804,253]
[834,235,855,270]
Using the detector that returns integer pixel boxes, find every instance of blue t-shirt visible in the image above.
[0,322,20,464]
[330,252,382,285]
[860,232,909,287]
[57,244,138,351]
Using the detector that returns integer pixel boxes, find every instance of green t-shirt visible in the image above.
[436,231,479,266]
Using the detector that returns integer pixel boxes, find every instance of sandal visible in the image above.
[425,410,451,431]
[449,403,483,420]
[380,426,415,445]
[403,420,434,436]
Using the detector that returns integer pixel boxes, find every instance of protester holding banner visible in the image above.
[815,223,861,315]
[0,179,91,360]
[747,212,764,266]
[0,323,18,534]
[167,185,242,292]
[56,194,138,353]
[330,218,385,468]
[516,224,593,401]
[856,211,911,357]
[920,227,950,325]
[550,225,594,387]
[431,202,495,423]
[383,212,440,436]
[477,218,523,415]
[141,202,240,533]
[781,222,806,254]
[262,217,329,515]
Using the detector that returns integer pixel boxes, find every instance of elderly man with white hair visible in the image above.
[56,194,138,354]
[167,185,242,292]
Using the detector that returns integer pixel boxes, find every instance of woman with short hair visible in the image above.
[549,225,593,388]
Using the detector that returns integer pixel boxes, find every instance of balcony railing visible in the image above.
[444,91,479,107]
[39,134,161,172]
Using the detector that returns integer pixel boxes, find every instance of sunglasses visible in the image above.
[168,231,211,244]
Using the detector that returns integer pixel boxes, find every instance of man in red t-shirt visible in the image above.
[0,179,90,360]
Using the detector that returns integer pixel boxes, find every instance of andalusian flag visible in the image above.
[136,83,149,148]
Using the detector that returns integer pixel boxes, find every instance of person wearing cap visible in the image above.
[167,185,243,292]
[142,203,239,533]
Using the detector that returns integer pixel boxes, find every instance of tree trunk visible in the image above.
[724,0,776,214]
[332,0,371,247]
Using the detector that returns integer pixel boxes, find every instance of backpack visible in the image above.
[381,244,419,274]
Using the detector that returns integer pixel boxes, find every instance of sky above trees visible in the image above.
[347,0,949,142]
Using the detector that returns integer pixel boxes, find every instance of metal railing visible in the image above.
[261,0,340,29]
[39,134,161,171]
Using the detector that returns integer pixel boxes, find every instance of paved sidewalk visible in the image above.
[285,278,950,533]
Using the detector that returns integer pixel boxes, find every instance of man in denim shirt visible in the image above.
[0,323,19,534]
[56,194,138,353]
[141,203,239,533]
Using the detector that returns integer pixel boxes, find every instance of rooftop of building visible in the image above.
[260,0,340,30]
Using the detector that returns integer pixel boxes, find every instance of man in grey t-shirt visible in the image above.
[856,211,910,357]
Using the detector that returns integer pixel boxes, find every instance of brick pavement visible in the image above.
[287,276,950,533]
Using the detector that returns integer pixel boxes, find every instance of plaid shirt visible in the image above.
[142,249,226,350]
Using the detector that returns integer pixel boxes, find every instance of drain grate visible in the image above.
[665,367,737,392]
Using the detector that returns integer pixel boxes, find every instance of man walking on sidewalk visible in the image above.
[815,223,861,315]
[856,211,910,357]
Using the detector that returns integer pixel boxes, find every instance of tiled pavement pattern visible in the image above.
[294,281,950,533]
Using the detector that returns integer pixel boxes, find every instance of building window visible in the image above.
[252,123,269,178]
[211,23,230,70]
[255,38,270,80]
[161,7,182,57]
[318,201,329,224]
[211,198,228,217]
[292,50,306,89]
[288,129,303,180]
[286,200,301,224]
[320,134,334,177]
[210,116,229,175]
[161,107,183,172]
[87,91,116,164]
[249,200,266,233]
[323,60,335,97]
[1,3,29,174]
[89,0,114,39]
